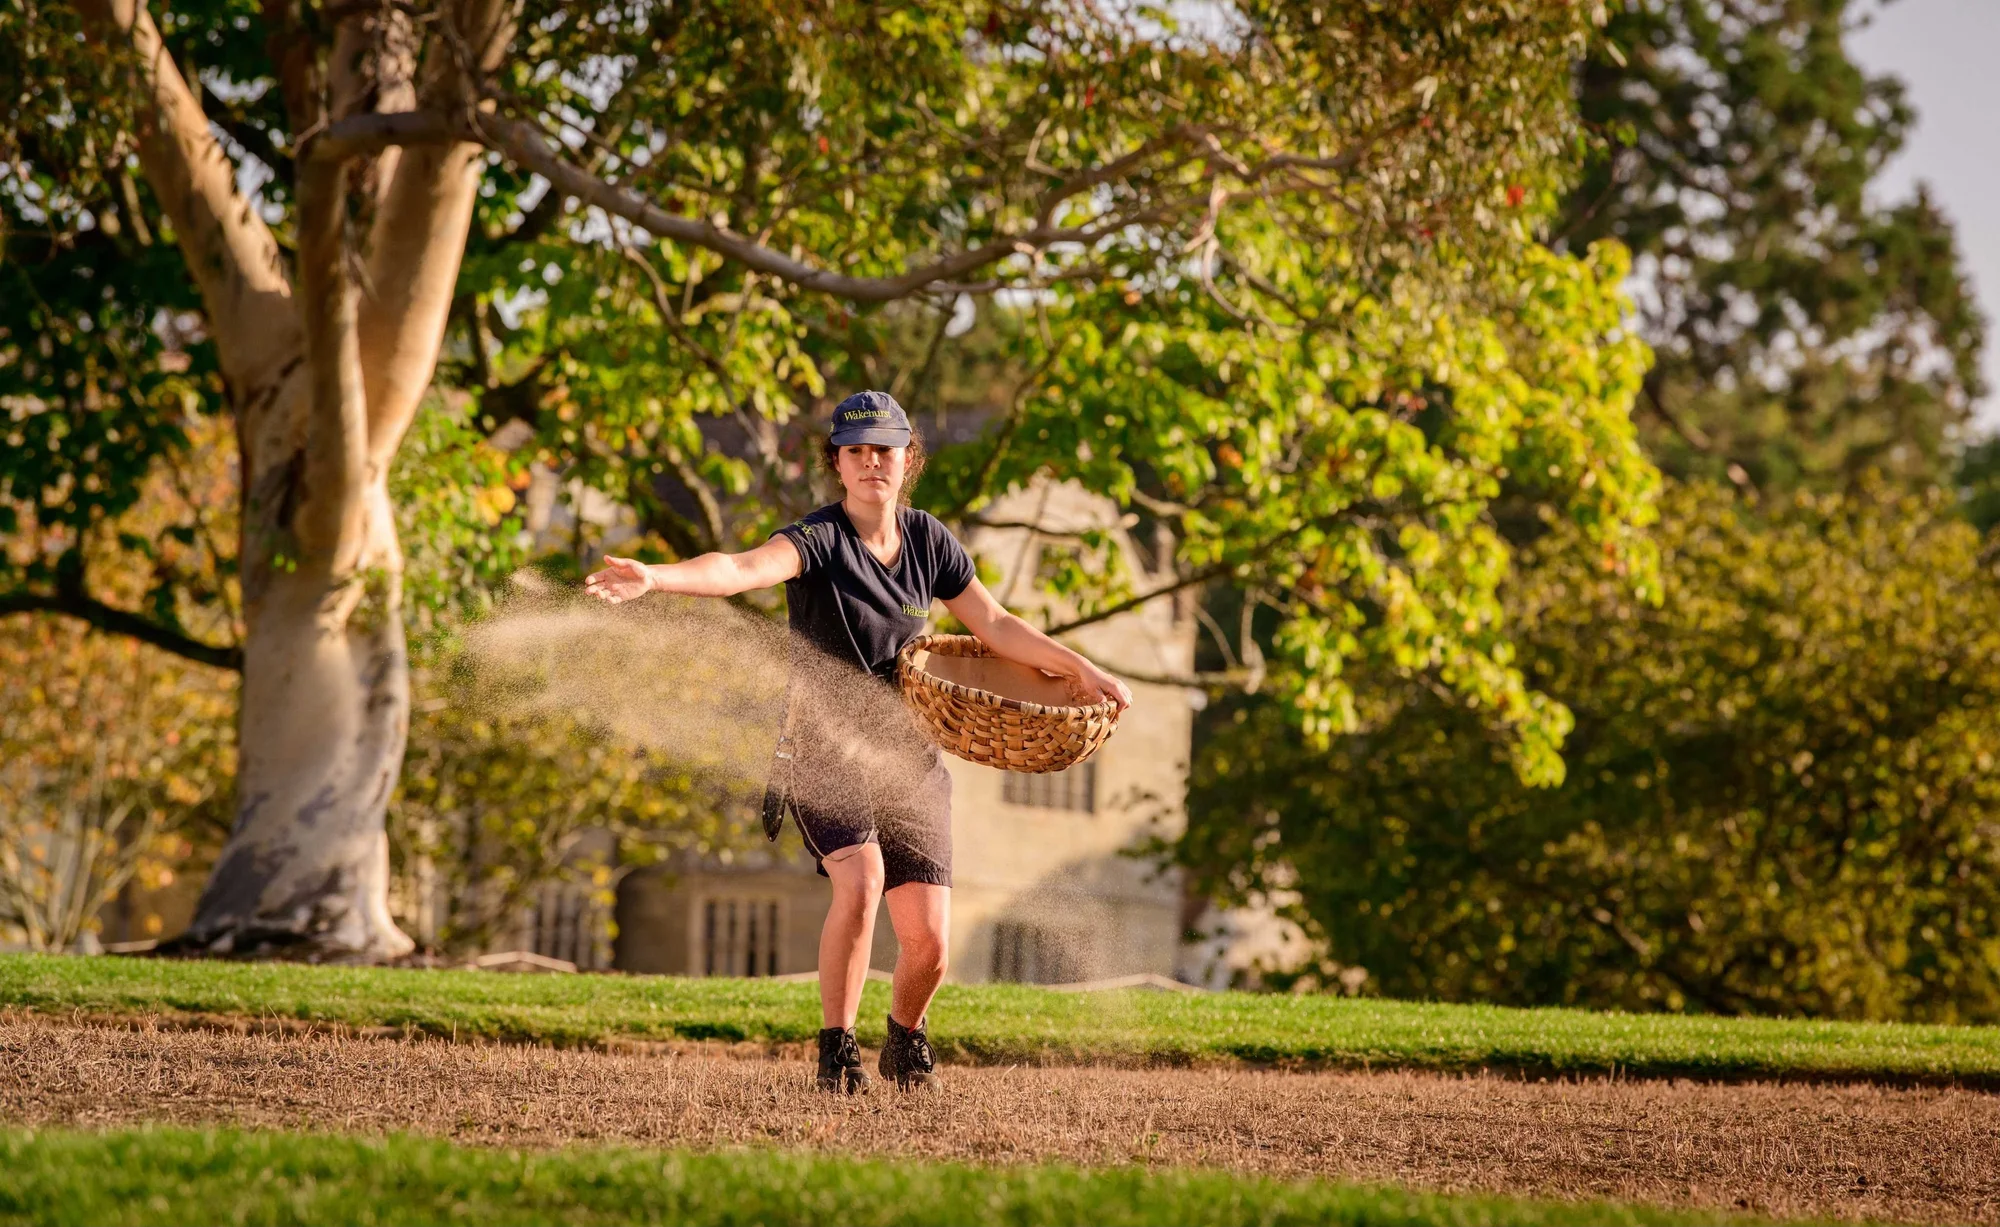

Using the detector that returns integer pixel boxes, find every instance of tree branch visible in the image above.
[892,295,959,412]
[663,453,726,555]
[1637,368,1757,491]
[328,4,419,181]
[1043,559,1232,636]
[971,519,1093,536]
[1088,664,1252,690]
[452,292,495,390]
[309,110,464,163]
[0,592,243,672]
[479,113,1136,303]
[258,0,325,142]
[1127,488,1197,518]
[1191,603,1241,671]
[934,345,1060,523]
[472,105,1388,307]
[209,102,295,183]
[355,0,519,471]
[1637,367,1713,451]
[75,0,298,395]
[1031,127,1197,223]
[291,151,368,559]
[620,455,715,559]
[1039,495,1372,637]
[619,244,781,471]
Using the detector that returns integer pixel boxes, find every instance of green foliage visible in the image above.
[937,232,1659,781]
[7,952,2000,1084]
[0,416,237,948]
[0,1,224,617]
[1559,0,1987,492]
[1175,0,1994,1023]
[424,2,1666,780]
[0,623,231,949]
[389,397,532,648]
[492,0,1597,316]
[0,1126,1727,1227]
[1186,484,2000,1023]
[4,0,1661,775]
[1953,434,2000,534]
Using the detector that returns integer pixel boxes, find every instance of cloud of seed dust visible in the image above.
[462,585,945,835]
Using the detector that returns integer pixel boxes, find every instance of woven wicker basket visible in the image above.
[897,634,1120,773]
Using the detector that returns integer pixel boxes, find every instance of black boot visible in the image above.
[815,1027,869,1094]
[878,1014,937,1090]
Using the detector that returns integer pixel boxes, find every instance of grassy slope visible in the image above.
[0,1126,1745,1227]
[4,952,1997,1085]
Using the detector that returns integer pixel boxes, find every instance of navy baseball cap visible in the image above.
[829,390,912,447]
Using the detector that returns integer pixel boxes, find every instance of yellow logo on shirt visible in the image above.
[900,603,928,617]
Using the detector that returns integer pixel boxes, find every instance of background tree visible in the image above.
[4,0,1659,959]
[1185,483,2000,1022]
[0,412,237,950]
[1557,0,1986,493]
[1175,0,1998,1014]
[0,622,234,951]
[1952,434,2000,534]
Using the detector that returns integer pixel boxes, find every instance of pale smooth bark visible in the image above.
[70,0,298,395]
[176,117,415,958]
[359,0,516,470]
[200,497,413,958]
[75,0,512,959]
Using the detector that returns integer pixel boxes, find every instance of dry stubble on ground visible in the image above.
[3,1015,1996,1225]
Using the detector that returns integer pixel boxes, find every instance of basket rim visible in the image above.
[898,633,1121,721]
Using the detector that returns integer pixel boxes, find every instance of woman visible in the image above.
[584,390,1132,1092]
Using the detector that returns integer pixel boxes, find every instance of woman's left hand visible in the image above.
[1066,661,1134,712]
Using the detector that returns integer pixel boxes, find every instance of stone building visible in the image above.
[610,478,1200,984]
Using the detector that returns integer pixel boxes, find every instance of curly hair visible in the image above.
[820,429,928,503]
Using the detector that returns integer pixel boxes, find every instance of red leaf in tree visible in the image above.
[817,135,830,155]
[1083,83,1096,108]
[1506,184,1527,208]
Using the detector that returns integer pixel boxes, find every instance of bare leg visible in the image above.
[817,843,885,1029]
[883,882,951,1028]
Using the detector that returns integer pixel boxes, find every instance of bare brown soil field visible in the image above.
[4,1015,1996,1225]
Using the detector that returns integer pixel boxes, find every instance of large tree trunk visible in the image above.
[184,476,416,959]
[77,0,515,960]
[180,106,422,959]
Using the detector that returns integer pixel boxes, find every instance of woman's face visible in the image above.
[836,444,907,506]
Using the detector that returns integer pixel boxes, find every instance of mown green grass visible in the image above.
[0,1126,1748,1227]
[3,951,1997,1085]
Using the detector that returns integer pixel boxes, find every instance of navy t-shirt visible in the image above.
[776,504,977,681]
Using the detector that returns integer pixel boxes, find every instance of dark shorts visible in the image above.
[790,740,953,891]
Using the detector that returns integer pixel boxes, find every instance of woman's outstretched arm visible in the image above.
[584,536,803,603]
[941,579,1133,711]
